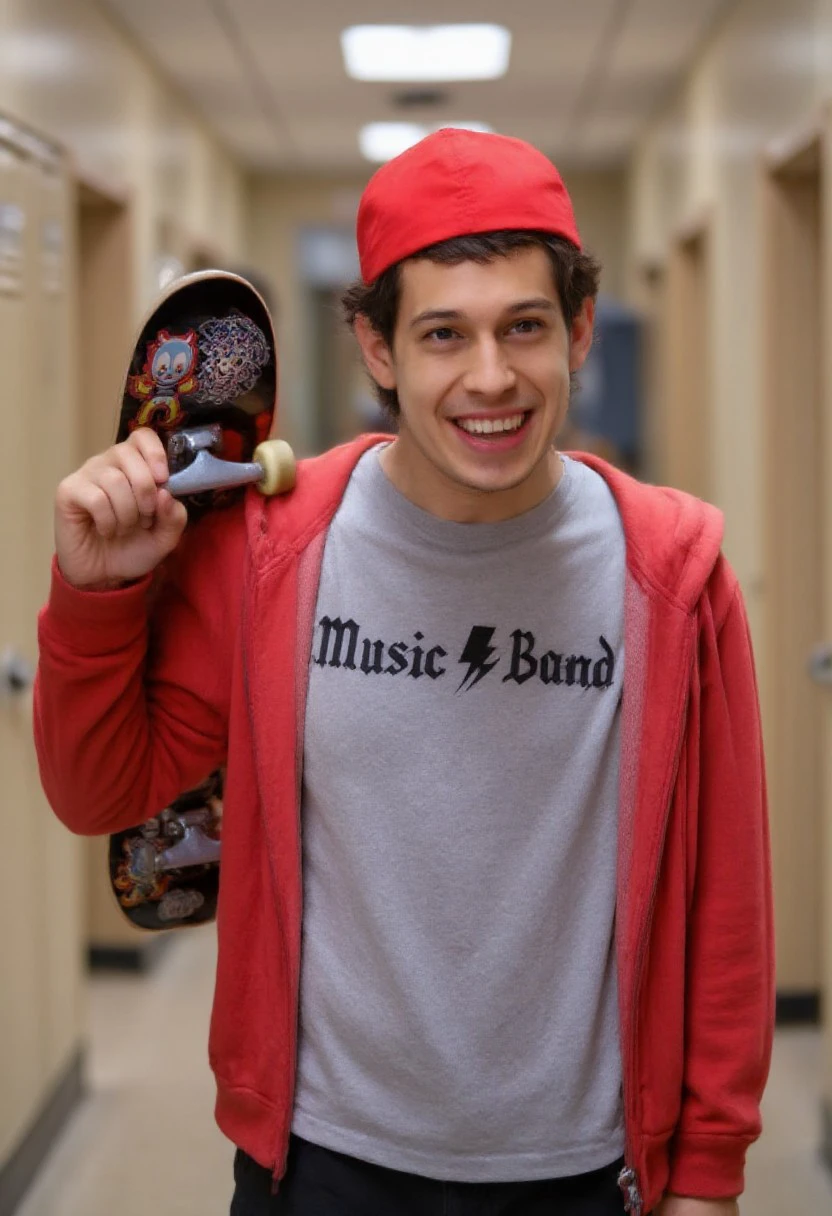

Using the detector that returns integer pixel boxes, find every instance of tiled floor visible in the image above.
[16,928,234,1216]
[14,928,832,1214]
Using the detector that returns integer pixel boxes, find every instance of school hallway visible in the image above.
[7,928,832,1216]
[6,0,832,1212]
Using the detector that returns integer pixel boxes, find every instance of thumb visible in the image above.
[155,489,188,541]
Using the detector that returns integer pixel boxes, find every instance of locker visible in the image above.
[0,140,51,1161]
[26,151,85,1095]
[0,129,83,1165]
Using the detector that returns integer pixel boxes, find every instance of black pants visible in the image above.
[230,1135,627,1215]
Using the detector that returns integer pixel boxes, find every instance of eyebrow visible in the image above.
[409,298,558,329]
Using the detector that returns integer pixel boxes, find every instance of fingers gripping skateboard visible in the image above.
[117,270,285,518]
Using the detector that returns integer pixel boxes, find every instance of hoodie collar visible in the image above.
[571,452,724,615]
[249,437,724,616]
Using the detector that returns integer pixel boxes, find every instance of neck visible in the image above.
[379,438,563,524]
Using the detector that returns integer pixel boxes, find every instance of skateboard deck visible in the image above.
[107,270,294,931]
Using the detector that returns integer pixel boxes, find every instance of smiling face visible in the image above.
[355,246,595,523]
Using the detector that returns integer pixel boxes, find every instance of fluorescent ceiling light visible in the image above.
[360,122,492,164]
[342,25,511,82]
[0,32,78,80]
[360,123,426,163]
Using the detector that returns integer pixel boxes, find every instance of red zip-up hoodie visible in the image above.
[34,436,774,1215]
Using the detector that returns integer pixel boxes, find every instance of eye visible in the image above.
[425,327,459,343]
[156,355,171,373]
[509,318,544,336]
[174,357,186,373]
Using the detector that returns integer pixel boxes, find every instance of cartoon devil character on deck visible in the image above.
[127,329,198,429]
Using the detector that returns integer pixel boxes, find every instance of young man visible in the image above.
[35,129,773,1216]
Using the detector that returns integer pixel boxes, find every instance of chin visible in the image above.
[449,456,540,495]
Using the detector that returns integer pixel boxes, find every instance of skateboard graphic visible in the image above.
[107,270,295,931]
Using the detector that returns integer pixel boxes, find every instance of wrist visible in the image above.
[55,561,132,593]
[655,1197,739,1216]
[83,579,134,592]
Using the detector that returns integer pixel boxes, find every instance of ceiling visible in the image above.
[100,0,736,174]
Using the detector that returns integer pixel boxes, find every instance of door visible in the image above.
[761,137,824,1017]
[76,182,149,958]
[663,226,712,500]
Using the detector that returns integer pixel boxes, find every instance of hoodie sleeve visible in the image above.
[668,563,775,1198]
[33,507,246,836]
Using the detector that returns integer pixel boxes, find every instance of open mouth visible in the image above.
[452,411,531,437]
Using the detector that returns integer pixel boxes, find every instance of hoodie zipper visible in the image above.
[271,707,305,1193]
[617,686,690,1216]
[268,764,303,1193]
[240,573,297,1195]
[271,539,325,1191]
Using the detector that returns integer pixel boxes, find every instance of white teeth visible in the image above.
[457,413,525,436]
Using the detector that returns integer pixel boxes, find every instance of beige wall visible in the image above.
[247,167,628,455]
[248,174,367,455]
[563,168,628,299]
[627,0,832,1116]
[0,0,247,1178]
[627,0,832,601]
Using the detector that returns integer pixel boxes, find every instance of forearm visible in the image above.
[35,557,228,835]
[659,578,771,1216]
[36,565,156,834]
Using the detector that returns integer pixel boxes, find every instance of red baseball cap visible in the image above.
[357,127,582,284]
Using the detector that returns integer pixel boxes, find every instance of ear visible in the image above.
[568,297,596,373]
[353,314,397,391]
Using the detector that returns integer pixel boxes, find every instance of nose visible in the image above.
[461,337,517,398]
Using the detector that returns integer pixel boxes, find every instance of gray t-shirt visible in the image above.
[292,448,626,1182]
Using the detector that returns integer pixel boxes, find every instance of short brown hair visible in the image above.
[342,230,602,417]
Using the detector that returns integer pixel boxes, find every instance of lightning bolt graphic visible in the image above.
[457,626,500,692]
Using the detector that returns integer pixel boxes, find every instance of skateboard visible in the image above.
[107,270,295,931]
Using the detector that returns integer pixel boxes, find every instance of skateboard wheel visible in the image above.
[253,439,296,495]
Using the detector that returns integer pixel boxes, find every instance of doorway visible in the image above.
[761,135,824,1018]
[77,182,154,964]
[663,225,712,499]
[77,182,132,456]
[633,260,667,485]
[309,285,385,451]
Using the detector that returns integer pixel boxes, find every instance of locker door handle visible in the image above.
[1,648,33,695]
[809,644,832,685]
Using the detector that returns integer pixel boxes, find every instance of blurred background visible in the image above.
[2,1,832,1212]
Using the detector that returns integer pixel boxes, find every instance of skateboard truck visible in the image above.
[126,808,222,888]
[165,425,295,498]
[155,808,222,872]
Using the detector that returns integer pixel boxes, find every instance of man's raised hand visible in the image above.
[55,428,188,590]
